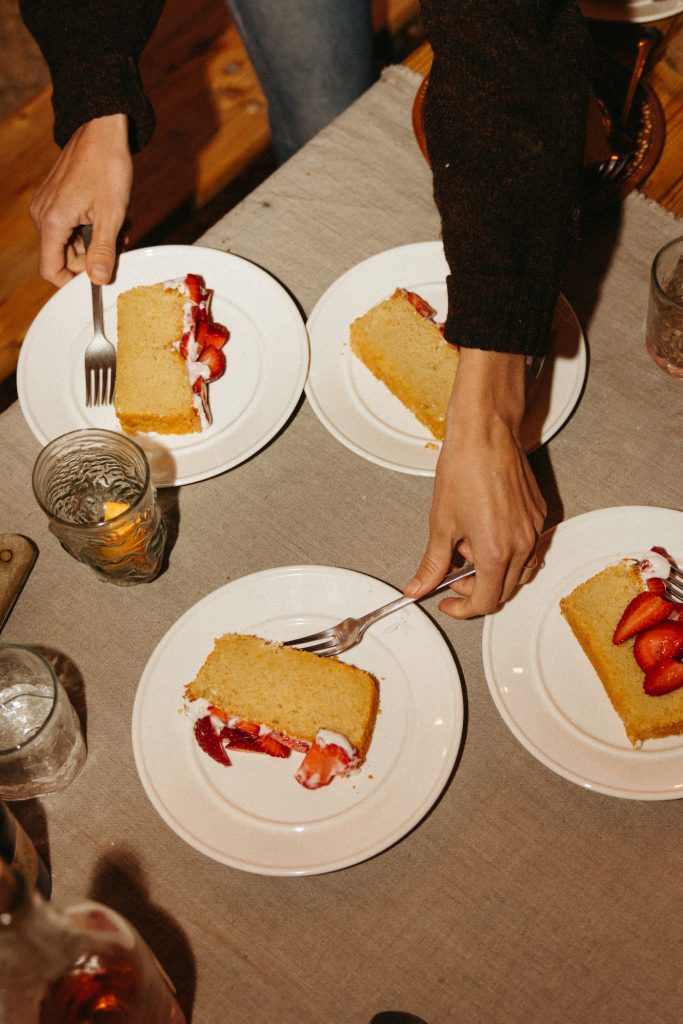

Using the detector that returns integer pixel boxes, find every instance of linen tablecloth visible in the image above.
[1,66,681,1024]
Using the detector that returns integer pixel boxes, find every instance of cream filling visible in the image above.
[164,277,211,425]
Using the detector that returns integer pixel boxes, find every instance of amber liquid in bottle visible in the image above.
[39,954,139,1022]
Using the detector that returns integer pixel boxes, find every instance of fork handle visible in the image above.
[358,562,476,634]
[80,224,105,333]
[619,29,659,130]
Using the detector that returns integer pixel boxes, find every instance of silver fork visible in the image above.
[587,29,660,189]
[283,562,475,657]
[81,225,116,407]
[664,565,683,604]
[590,153,632,184]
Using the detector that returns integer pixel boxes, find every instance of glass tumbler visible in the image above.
[32,429,167,585]
[646,236,683,379]
[0,644,86,800]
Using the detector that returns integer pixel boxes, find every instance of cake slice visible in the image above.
[350,288,459,440]
[115,274,228,435]
[184,633,380,789]
[560,550,683,746]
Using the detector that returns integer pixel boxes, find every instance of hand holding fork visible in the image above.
[283,562,476,657]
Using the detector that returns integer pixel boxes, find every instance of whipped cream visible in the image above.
[637,550,671,581]
[315,729,358,763]
[164,277,212,423]
[183,696,224,734]
[224,715,272,738]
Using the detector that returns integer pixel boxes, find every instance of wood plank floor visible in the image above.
[0,0,423,392]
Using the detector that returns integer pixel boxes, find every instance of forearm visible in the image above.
[19,0,164,149]
[447,348,526,436]
[420,0,591,356]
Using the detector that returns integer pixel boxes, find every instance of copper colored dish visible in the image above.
[411,55,665,210]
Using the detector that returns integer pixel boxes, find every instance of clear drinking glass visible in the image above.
[32,429,167,586]
[646,236,683,379]
[0,644,86,800]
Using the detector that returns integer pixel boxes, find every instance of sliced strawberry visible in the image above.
[195,716,231,766]
[207,704,229,723]
[220,727,261,752]
[633,621,683,671]
[197,321,229,352]
[185,273,204,305]
[403,289,437,320]
[179,331,192,360]
[651,546,671,559]
[646,577,667,597]
[198,345,226,382]
[219,725,290,758]
[192,376,212,425]
[257,733,291,759]
[295,738,351,790]
[643,658,683,696]
[271,731,309,753]
[232,717,260,736]
[612,592,674,644]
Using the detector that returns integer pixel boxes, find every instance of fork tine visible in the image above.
[282,626,339,647]
[95,368,104,407]
[101,366,111,406]
[85,366,93,407]
[107,365,116,404]
[293,640,342,657]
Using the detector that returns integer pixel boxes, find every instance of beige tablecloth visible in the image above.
[1,66,682,1024]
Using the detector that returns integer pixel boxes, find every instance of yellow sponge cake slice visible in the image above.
[350,288,459,440]
[115,283,200,436]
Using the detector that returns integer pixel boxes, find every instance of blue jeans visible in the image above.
[226,0,376,163]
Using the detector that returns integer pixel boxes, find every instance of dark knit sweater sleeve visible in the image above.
[420,1,590,357]
[19,0,164,151]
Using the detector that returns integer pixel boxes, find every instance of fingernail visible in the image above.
[405,577,421,596]
[91,264,109,282]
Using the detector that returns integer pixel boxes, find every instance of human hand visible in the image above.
[404,348,546,618]
[29,114,132,287]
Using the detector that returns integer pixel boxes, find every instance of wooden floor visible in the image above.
[0,0,422,392]
[1,7,682,395]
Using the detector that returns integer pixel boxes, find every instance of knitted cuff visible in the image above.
[443,272,559,358]
[51,55,155,152]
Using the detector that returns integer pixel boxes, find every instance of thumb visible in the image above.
[404,531,455,598]
[85,222,119,285]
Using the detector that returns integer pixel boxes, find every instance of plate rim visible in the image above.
[16,244,310,488]
[482,505,683,801]
[131,563,464,875]
[578,0,683,23]
[305,241,586,477]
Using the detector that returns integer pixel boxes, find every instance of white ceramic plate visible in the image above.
[579,0,683,22]
[305,242,586,476]
[17,246,309,487]
[482,506,683,800]
[131,565,463,875]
